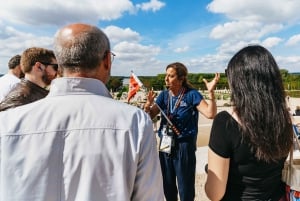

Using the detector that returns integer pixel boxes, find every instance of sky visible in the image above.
[0,0,300,76]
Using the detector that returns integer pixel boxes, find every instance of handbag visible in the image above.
[282,124,300,201]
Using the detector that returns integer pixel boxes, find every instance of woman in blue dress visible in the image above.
[144,62,219,201]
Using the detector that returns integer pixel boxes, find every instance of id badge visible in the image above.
[159,135,173,154]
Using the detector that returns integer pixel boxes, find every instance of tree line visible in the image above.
[107,69,300,97]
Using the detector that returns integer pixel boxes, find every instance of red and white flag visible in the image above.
[127,71,143,103]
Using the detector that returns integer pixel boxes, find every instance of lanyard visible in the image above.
[167,87,185,116]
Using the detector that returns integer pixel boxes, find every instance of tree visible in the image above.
[107,77,123,92]
[107,70,300,97]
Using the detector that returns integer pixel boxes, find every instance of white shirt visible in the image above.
[0,77,164,201]
[0,73,20,102]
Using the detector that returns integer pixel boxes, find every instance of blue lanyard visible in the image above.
[168,88,185,114]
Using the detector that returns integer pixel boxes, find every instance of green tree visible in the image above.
[108,70,300,97]
[107,77,123,92]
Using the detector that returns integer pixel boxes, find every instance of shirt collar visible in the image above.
[48,77,112,98]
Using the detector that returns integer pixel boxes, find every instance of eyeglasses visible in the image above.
[41,63,58,71]
[103,51,116,63]
[110,52,116,63]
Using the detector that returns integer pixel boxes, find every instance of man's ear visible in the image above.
[103,52,111,70]
[33,62,44,72]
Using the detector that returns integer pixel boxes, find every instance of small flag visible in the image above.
[127,71,143,103]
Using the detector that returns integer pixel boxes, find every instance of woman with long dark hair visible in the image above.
[205,45,293,201]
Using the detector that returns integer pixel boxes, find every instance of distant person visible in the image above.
[205,45,293,201]
[144,62,219,201]
[0,47,57,111]
[0,54,23,102]
[0,23,164,201]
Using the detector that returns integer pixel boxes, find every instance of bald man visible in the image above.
[0,23,164,201]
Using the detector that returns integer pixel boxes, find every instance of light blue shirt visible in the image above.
[0,77,164,201]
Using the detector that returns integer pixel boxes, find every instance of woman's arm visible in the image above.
[205,148,230,201]
[197,95,217,119]
[196,73,220,119]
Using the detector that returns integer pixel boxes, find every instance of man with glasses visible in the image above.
[0,47,58,111]
[0,23,163,201]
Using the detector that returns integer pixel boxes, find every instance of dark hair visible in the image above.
[226,45,293,162]
[165,62,195,89]
[54,24,110,71]
[8,55,21,69]
[20,47,56,73]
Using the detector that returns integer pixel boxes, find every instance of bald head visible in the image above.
[62,23,93,36]
[56,24,93,47]
[54,23,110,72]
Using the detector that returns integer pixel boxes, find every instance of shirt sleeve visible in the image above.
[208,111,232,158]
[131,111,164,201]
[194,90,203,106]
[187,89,203,106]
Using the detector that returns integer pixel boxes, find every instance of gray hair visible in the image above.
[54,24,110,71]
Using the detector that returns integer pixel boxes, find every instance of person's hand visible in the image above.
[144,90,156,113]
[146,90,156,105]
[203,73,220,92]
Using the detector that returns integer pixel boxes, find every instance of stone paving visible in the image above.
[195,146,209,201]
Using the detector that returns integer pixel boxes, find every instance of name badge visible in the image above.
[159,135,173,154]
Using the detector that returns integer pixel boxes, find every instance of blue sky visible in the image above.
[0,0,300,76]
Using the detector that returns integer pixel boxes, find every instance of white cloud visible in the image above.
[210,21,260,41]
[210,21,283,42]
[207,0,300,24]
[0,0,299,76]
[277,55,300,64]
[98,26,162,75]
[0,0,135,26]
[174,46,189,53]
[207,0,297,61]
[104,26,141,44]
[261,37,282,48]
[110,41,162,75]
[204,0,300,73]
[0,24,53,57]
[187,53,229,73]
[113,41,160,59]
[286,34,300,46]
[216,41,252,55]
[0,0,166,75]
[166,27,214,55]
[136,0,165,12]
[276,55,300,71]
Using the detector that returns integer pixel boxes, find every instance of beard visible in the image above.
[42,73,55,86]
